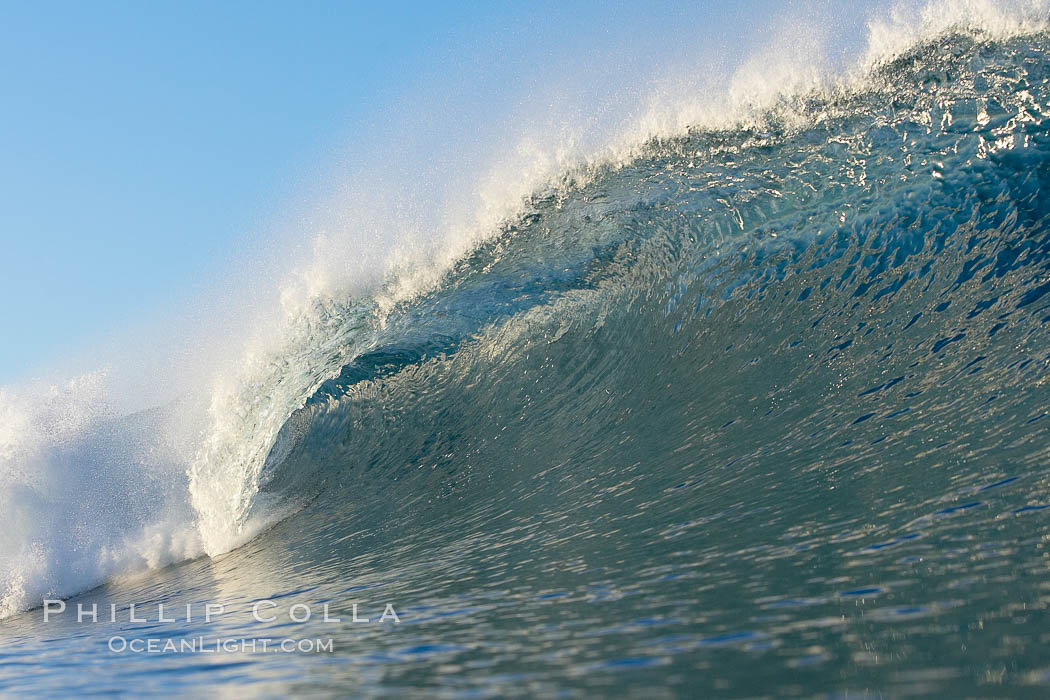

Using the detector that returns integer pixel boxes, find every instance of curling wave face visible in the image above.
[234,27,1050,556]
[3,7,1050,671]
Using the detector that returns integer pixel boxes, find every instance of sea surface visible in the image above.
[5,22,1050,698]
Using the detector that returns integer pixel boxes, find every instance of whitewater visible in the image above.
[5,0,1050,695]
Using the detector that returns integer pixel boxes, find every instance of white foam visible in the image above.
[0,374,202,618]
[863,0,1050,70]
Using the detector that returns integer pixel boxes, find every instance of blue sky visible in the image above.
[1,1,492,383]
[0,0,867,386]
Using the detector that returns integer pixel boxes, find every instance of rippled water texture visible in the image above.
[5,31,1050,697]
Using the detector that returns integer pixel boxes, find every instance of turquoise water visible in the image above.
[5,27,1050,697]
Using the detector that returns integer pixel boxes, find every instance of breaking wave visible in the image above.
[4,0,1050,619]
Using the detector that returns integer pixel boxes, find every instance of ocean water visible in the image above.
[6,9,1050,698]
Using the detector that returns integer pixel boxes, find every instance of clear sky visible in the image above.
[0,0,875,387]
[0,1,492,383]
